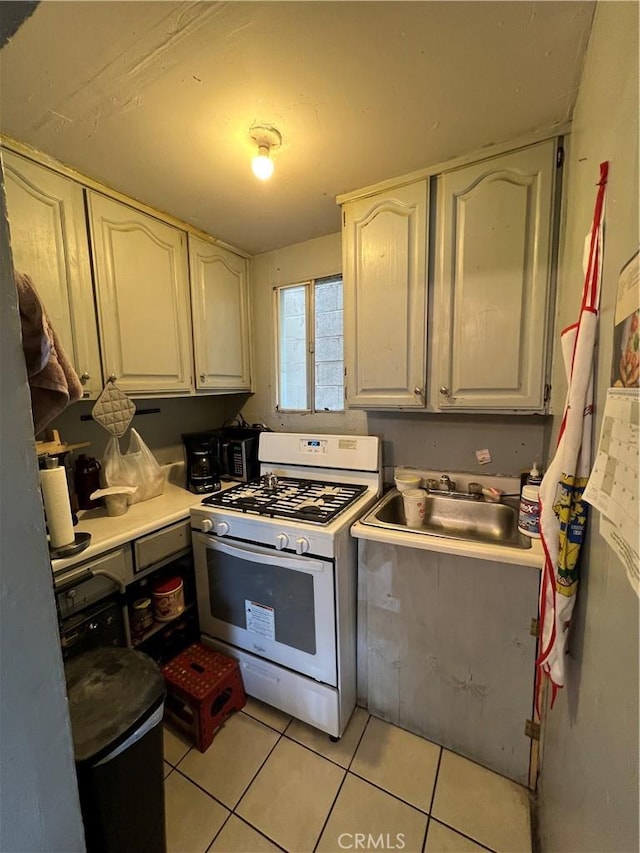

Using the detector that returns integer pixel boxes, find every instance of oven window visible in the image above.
[206,549,318,655]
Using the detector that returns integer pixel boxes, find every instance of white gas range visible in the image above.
[190,432,381,738]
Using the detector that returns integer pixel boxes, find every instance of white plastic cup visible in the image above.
[402,488,427,528]
[394,471,422,492]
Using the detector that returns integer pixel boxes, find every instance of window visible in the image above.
[275,275,344,412]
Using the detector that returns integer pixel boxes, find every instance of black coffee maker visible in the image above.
[182,431,223,494]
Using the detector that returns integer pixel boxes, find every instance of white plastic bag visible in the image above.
[102,428,165,504]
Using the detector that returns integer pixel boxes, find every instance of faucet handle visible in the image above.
[468,482,482,495]
[439,474,456,491]
[425,478,439,491]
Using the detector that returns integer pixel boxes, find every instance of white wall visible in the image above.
[538,3,639,851]
[243,235,549,479]
[0,168,85,850]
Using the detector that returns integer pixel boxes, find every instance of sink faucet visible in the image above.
[424,475,481,501]
[439,474,456,491]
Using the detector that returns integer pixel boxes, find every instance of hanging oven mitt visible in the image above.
[91,379,136,438]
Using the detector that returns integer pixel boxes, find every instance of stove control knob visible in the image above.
[295,537,310,555]
[275,533,289,551]
[201,519,213,533]
[214,521,230,537]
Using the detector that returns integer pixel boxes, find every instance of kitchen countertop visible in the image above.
[352,467,544,569]
[52,477,237,575]
[51,464,544,574]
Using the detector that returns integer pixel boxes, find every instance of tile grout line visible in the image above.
[311,768,349,853]
[422,746,443,851]
[172,766,234,814]
[311,712,372,853]
[345,711,372,772]
[280,716,369,773]
[204,811,233,853]
[166,713,293,853]
[171,730,286,853]
[347,768,433,818]
[205,812,288,853]
[427,817,498,853]
[231,728,284,813]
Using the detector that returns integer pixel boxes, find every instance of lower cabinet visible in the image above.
[127,550,199,666]
[128,521,199,665]
[55,522,200,666]
[357,539,540,786]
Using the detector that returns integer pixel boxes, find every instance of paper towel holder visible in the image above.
[49,530,91,560]
[41,456,92,559]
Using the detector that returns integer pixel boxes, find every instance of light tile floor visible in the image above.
[163,699,533,853]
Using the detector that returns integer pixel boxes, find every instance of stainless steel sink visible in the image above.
[360,490,531,550]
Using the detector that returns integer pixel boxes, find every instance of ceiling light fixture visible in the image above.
[250,124,282,181]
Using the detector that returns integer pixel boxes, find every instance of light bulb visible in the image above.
[252,146,274,180]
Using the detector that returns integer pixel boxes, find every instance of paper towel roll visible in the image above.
[40,463,75,548]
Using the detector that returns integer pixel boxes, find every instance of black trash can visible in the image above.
[65,646,167,853]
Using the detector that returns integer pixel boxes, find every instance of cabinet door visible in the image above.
[433,140,556,411]
[358,539,539,786]
[3,150,102,398]
[87,192,193,395]
[343,181,428,408]
[188,235,251,391]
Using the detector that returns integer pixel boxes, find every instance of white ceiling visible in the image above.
[0,1,595,255]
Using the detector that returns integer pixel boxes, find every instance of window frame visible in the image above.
[273,274,344,414]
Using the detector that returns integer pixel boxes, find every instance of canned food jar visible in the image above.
[131,597,154,637]
[152,576,185,622]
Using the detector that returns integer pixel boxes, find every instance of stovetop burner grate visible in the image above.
[201,477,368,524]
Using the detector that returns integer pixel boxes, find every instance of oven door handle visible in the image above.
[194,533,327,572]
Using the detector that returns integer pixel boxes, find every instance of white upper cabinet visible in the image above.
[3,150,102,398]
[343,181,428,408]
[188,235,251,392]
[431,140,557,411]
[87,192,193,395]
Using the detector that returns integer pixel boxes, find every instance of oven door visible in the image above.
[193,532,337,686]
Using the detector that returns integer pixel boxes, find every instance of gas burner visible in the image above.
[298,498,325,509]
[297,505,327,519]
[234,496,262,508]
[201,476,368,524]
[317,486,343,497]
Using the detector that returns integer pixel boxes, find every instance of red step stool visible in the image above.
[162,643,246,752]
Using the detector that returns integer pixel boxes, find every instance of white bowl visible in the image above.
[394,472,422,492]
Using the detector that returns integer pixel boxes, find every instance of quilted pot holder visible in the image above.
[91,380,136,437]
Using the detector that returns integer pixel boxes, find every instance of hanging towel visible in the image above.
[16,271,83,436]
[536,162,609,711]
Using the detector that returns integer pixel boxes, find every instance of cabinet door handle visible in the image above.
[414,387,424,396]
[80,372,91,384]
[108,374,118,383]
[200,373,206,382]
[439,386,450,396]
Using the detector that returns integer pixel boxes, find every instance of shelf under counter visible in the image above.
[132,601,196,649]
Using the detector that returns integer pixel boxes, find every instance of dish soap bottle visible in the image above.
[527,462,542,487]
[518,462,542,538]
